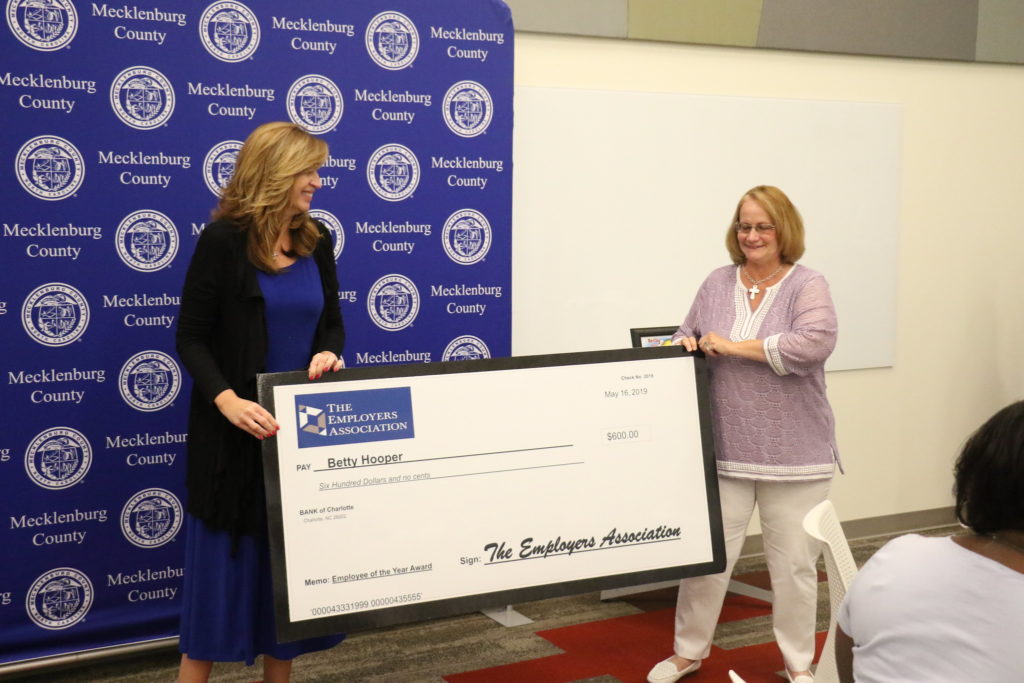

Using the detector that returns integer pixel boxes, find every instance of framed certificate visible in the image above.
[630,326,678,348]
[258,347,723,641]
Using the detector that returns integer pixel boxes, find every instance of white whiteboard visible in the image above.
[510,86,901,372]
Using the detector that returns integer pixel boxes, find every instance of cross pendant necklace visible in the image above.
[741,264,784,301]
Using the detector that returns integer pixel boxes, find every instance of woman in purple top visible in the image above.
[648,186,838,683]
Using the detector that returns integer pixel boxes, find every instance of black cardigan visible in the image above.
[175,219,345,537]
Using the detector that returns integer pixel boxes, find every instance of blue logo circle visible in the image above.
[203,140,243,196]
[199,1,260,62]
[367,144,419,201]
[6,0,78,51]
[443,81,493,138]
[442,209,492,265]
[365,11,419,70]
[309,209,344,261]
[119,350,181,412]
[109,66,175,130]
[24,427,92,490]
[21,282,89,346]
[116,210,179,272]
[367,274,419,331]
[442,335,491,361]
[286,74,344,133]
[16,135,85,201]
[26,568,93,630]
[120,488,183,548]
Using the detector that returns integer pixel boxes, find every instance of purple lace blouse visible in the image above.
[674,264,839,480]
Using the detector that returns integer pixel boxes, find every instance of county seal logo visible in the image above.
[202,140,242,196]
[21,282,89,346]
[119,350,181,412]
[16,135,84,200]
[6,0,77,51]
[110,66,175,130]
[442,81,493,138]
[120,488,182,548]
[297,404,327,435]
[198,0,260,62]
[24,427,92,490]
[442,335,490,362]
[367,274,419,331]
[309,209,344,260]
[26,567,93,630]
[286,75,343,133]
[366,144,419,201]
[365,11,418,70]
[442,209,492,265]
[116,210,179,272]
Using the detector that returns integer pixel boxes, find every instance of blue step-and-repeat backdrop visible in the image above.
[0,0,512,666]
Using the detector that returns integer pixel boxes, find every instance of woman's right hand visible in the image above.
[674,336,699,352]
[214,389,280,439]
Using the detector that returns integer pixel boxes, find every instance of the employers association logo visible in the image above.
[16,135,85,200]
[110,66,175,130]
[199,1,260,62]
[367,274,419,331]
[309,209,344,260]
[6,0,78,51]
[203,140,243,196]
[442,209,492,265]
[24,427,92,490]
[26,567,93,630]
[442,81,493,138]
[120,488,183,548]
[365,11,418,70]
[286,75,343,133]
[297,387,415,448]
[21,283,89,346]
[367,144,419,201]
[297,404,327,435]
[116,210,179,272]
[442,335,491,362]
[119,350,181,412]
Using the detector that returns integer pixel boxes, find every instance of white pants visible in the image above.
[673,476,831,671]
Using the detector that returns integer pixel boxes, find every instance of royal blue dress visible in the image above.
[179,256,346,665]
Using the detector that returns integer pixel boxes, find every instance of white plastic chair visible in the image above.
[802,500,858,683]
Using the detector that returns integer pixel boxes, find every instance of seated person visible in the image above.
[836,400,1024,682]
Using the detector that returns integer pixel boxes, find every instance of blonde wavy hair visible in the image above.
[213,121,329,272]
[725,185,806,265]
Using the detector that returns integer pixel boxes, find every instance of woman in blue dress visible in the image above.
[175,121,346,682]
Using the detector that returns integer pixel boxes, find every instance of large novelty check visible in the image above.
[259,347,723,641]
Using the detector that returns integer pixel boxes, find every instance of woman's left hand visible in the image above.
[698,332,730,357]
[308,351,344,380]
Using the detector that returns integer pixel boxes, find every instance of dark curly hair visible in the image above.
[954,400,1024,534]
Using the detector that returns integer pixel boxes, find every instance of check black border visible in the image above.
[258,346,723,642]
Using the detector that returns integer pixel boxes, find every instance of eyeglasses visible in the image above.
[733,223,776,235]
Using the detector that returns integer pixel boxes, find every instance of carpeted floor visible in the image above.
[12,526,958,682]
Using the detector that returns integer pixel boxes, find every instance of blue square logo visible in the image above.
[295,387,414,449]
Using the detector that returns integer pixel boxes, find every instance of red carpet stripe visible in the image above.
[445,579,827,683]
